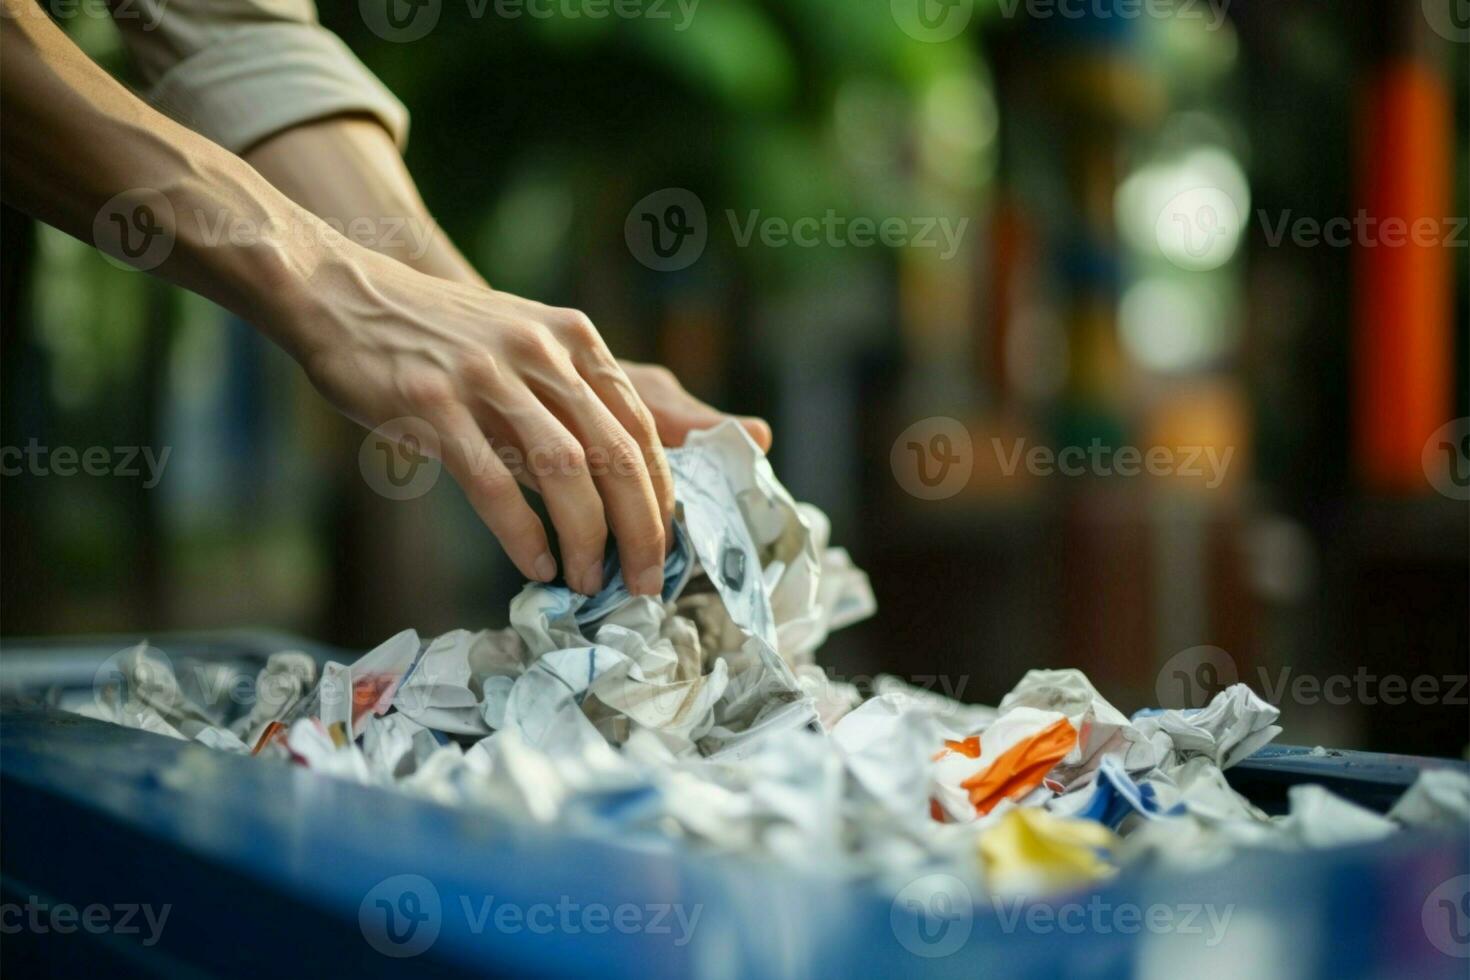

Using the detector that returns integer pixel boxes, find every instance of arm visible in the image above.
[0,4,672,597]
[243,116,773,452]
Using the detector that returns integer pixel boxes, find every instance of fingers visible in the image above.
[430,404,556,584]
[529,374,666,597]
[486,385,611,597]
[736,416,773,452]
[636,365,773,451]
[555,389,667,597]
[556,315,676,537]
[470,316,666,598]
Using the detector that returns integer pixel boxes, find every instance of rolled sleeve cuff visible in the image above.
[145,23,410,154]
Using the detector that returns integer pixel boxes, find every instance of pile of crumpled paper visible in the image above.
[82,422,1470,895]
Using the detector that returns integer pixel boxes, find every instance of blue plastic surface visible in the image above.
[1,634,1468,978]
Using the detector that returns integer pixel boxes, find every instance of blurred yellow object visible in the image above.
[978,808,1119,896]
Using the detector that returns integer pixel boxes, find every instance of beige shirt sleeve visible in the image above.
[111,0,409,154]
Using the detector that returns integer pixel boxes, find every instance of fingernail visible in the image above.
[634,565,664,598]
[582,560,604,596]
[533,552,557,582]
[740,416,772,450]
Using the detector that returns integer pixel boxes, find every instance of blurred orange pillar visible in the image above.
[1352,45,1454,494]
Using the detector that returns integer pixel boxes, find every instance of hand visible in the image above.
[289,246,674,597]
[0,8,746,600]
[619,361,772,452]
[241,123,773,463]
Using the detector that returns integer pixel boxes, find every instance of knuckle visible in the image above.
[628,403,660,446]
[605,437,645,479]
[557,309,600,345]
[644,364,678,388]
[302,348,341,388]
[455,351,503,391]
[401,371,457,412]
[530,438,586,479]
[506,325,555,363]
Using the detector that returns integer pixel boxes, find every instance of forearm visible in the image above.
[0,2,678,586]
[0,3,329,353]
[241,114,774,453]
[243,115,483,287]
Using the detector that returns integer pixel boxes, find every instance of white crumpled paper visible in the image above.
[77,421,1470,891]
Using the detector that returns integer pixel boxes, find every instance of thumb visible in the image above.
[655,398,772,453]
[736,416,773,452]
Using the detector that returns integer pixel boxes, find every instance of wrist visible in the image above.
[168,158,352,361]
[248,227,361,365]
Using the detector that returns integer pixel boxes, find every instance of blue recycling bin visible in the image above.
[1,632,1466,979]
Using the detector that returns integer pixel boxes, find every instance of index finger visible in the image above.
[549,379,667,597]
[431,405,557,584]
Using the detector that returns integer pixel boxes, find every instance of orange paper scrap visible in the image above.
[961,717,1077,815]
